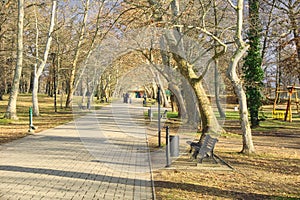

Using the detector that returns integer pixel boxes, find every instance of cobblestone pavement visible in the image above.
[0,99,154,200]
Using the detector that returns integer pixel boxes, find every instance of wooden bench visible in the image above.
[187,134,218,163]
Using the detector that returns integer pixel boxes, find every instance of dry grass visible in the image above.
[1,96,299,199]
[153,108,300,200]
[0,94,75,144]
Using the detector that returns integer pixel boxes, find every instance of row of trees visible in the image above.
[0,0,299,154]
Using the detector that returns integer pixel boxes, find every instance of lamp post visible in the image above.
[165,126,170,167]
[158,86,161,147]
[51,53,57,112]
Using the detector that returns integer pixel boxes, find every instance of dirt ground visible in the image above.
[153,115,300,200]
[1,96,299,199]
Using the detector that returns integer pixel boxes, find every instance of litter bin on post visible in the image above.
[169,135,179,157]
[148,108,153,121]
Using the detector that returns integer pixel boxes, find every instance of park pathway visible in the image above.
[0,99,154,200]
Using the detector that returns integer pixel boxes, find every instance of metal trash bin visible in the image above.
[169,135,179,157]
[148,108,152,118]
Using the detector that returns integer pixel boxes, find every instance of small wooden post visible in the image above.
[285,86,294,122]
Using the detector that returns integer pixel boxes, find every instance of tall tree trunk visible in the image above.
[32,0,57,116]
[65,0,90,108]
[182,79,200,126]
[213,0,226,119]
[165,0,223,136]
[168,82,187,118]
[214,59,226,119]
[289,4,300,61]
[149,65,170,108]
[173,55,222,135]
[192,80,221,134]
[81,85,87,108]
[243,0,264,128]
[72,1,104,99]
[5,0,24,120]
[155,73,167,106]
[152,81,157,99]
[227,0,255,154]
[290,7,300,78]
[275,43,282,101]
[158,41,171,108]
[86,68,98,109]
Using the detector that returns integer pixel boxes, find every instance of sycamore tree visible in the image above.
[5,0,24,119]
[166,0,255,153]
[65,0,90,108]
[65,0,134,108]
[121,0,254,153]
[31,0,57,117]
[226,0,255,153]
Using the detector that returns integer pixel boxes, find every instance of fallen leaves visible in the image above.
[154,121,300,199]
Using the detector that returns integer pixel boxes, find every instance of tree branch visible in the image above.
[226,0,237,10]
[173,24,228,54]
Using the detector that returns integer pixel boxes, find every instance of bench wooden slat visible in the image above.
[187,134,218,163]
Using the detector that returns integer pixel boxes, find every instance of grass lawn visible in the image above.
[0,94,69,143]
[153,106,300,200]
[0,94,105,144]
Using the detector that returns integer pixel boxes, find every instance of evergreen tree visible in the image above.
[243,0,264,128]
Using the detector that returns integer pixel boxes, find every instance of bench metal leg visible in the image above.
[211,154,218,164]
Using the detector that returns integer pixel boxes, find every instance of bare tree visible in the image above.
[261,0,299,93]
[143,0,255,152]
[0,1,17,101]
[226,0,254,154]
[5,0,24,119]
[32,0,57,116]
[65,0,90,108]
[213,0,226,119]
[171,1,226,136]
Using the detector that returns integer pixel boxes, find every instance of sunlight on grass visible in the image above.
[0,94,73,143]
[254,117,300,131]
[0,118,12,125]
[0,93,107,143]
[225,111,240,119]
[166,111,178,119]
[221,131,242,138]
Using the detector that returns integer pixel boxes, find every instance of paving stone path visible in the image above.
[0,99,154,200]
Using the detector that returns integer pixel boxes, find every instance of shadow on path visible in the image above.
[0,165,150,187]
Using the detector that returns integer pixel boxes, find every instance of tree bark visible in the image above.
[213,0,226,119]
[227,46,255,154]
[182,79,200,126]
[5,0,24,120]
[214,59,226,119]
[288,1,300,61]
[165,0,223,136]
[32,0,57,116]
[149,66,170,108]
[290,8,300,78]
[173,54,222,135]
[168,82,187,118]
[227,0,255,154]
[65,0,90,108]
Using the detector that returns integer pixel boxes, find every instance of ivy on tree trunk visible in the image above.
[243,0,264,128]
